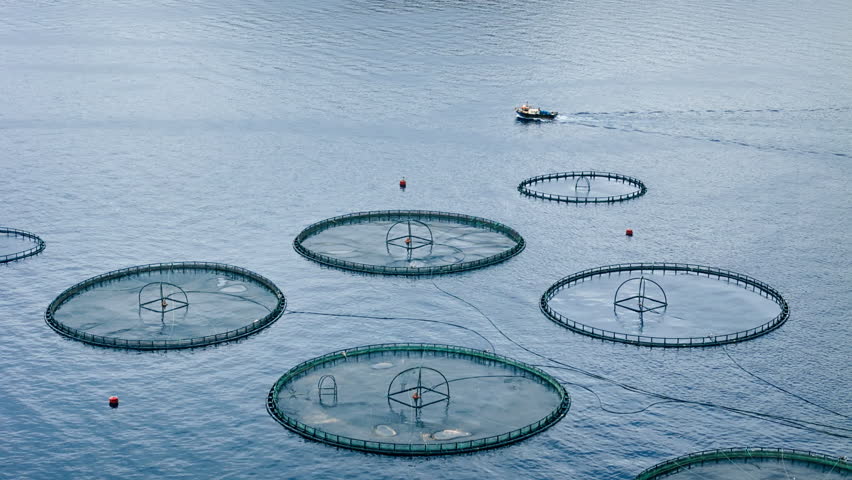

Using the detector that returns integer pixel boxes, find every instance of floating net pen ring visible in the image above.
[0,227,46,263]
[293,210,525,276]
[45,261,286,350]
[518,171,647,203]
[267,343,570,456]
[635,447,851,479]
[540,263,789,347]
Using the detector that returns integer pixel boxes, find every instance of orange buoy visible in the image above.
[404,237,412,244]
[108,396,119,407]
[412,392,421,400]
[399,178,407,188]
[625,229,634,236]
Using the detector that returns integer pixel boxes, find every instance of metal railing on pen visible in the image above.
[266,343,571,455]
[635,447,850,479]
[518,171,647,204]
[540,263,789,347]
[44,261,286,350]
[293,210,525,276]
[0,227,46,263]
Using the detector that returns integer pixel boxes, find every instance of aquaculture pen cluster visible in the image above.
[266,343,571,455]
[0,227,46,263]
[44,262,286,350]
[293,210,525,275]
[517,171,647,203]
[10,129,846,471]
[635,447,852,479]
[540,263,789,347]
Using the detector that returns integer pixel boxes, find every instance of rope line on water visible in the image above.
[285,310,496,352]
[430,281,852,440]
[720,343,849,419]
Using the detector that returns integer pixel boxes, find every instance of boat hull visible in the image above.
[515,110,558,120]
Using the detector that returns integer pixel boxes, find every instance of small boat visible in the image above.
[515,103,558,120]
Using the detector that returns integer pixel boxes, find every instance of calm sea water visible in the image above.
[1,0,851,478]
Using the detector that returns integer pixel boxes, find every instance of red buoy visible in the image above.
[399,178,407,189]
[625,229,634,237]
[108,396,119,407]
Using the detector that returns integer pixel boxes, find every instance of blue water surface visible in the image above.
[1,0,850,478]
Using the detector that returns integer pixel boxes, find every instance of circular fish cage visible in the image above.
[45,262,286,350]
[0,227,45,263]
[518,171,647,204]
[266,343,570,456]
[293,210,525,276]
[635,447,851,479]
[540,263,789,347]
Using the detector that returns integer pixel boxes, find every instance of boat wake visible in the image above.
[553,111,850,158]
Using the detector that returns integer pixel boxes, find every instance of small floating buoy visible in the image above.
[412,392,421,400]
[108,396,119,408]
[399,178,407,189]
[625,229,634,237]
[404,237,412,244]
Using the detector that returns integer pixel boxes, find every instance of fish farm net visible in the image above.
[266,343,570,455]
[635,448,851,479]
[45,262,286,350]
[0,227,45,263]
[293,210,525,275]
[541,263,788,347]
[518,171,647,203]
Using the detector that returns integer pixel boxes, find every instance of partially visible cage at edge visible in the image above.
[634,447,851,479]
[0,227,46,263]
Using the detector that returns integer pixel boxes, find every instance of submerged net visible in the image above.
[294,210,525,275]
[267,343,570,455]
[45,262,286,349]
[635,448,851,479]
[0,227,45,263]
[518,171,647,203]
[541,263,789,347]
